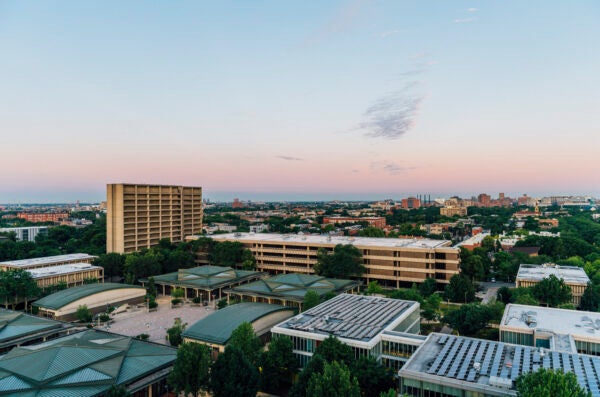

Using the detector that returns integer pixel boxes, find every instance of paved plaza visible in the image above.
[101,296,216,344]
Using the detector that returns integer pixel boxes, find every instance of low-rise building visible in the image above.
[271,294,423,369]
[249,223,270,233]
[33,282,146,320]
[183,302,295,359]
[0,329,176,396]
[399,332,600,397]
[500,304,600,355]
[17,212,68,223]
[323,216,386,228]
[0,226,48,242]
[0,253,98,271]
[516,263,589,305]
[29,263,104,289]
[225,273,359,311]
[455,233,491,251]
[440,206,468,217]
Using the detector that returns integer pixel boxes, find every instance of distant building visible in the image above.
[106,183,203,253]
[272,294,424,370]
[232,198,244,209]
[399,332,600,397]
[455,233,491,251]
[323,216,386,228]
[0,253,97,271]
[183,303,295,359]
[401,197,421,210]
[516,263,589,305]
[440,206,468,217]
[249,223,270,233]
[508,246,540,257]
[190,233,461,288]
[17,212,68,223]
[0,226,48,242]
[477,193,491,207]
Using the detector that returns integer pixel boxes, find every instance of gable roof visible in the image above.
[0,330,176,396]
[149,265,262,290]
[0,310,64,344]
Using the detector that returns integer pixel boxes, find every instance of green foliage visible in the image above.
[304,290,322,311]
[366,280,385,295]
[94,252,125,280]
[350,356,395,397]
[135,333,150,341]
[314,244,365,278]
[314,336,354,366]
[210,241,247,267]
[0,268,40,309]
[306,361,361,397]
[531,274,572,307]
[98,313,110,323]
[443,302,504,336]
[289,354,326,397]
[145,277,157,299]
[123,250,162,284]
[379,389,397,397]
[168,342,211,397]
[104,385,131,397]
[259,336,297,394]
[76,305,92,323]
[171,287,184,299]
[217,298,228,309]
[166,318,187,347]
[359,226,386,238]
[444,274,476,303]
[211,345,259,397]
[147,297,158,309]
[580,283,600,311]
[422,293,442,321]
[389,284,424,303]
[228,321,262,365]
[419,277,437,297]
[516,368,591,397]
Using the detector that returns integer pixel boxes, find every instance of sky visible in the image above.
[1,1,599,203]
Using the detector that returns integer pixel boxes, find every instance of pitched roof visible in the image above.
[32,283,144,310]
[183,303,294,345]
[150,265,262,290]
[0,310,64,344]
[0,330,176,396]
[230,273,357,301]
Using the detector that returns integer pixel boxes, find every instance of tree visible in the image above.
[350,356,395,397]
[259,336,297,394]
[419,277,437,297]
[366,281,385,295]
[0,269,40,309]
[241,249,256,270]
[461,254,486,281]
[104,385,131,397]
[531,275,572,307]
[228,321,262,365]
[166,318,187,347]
[379,389,397,397]
[95,253,125,280]
[359,226,385,238]
[443,303,500,336]
[304,290,322,311]
[306,361,361,397]
[314,244,365,278]
[211,345,259,397]
[76,305,93,323]
[444,274,476,303]
[123,251,162,284]
[168,342,211,397]
[516,368,591,397]
[289,354,325,397]
[145,277,157,299]
[314,336,354,366]
[580,283,600,311]
[422,293,442,321]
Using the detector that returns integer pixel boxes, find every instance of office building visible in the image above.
[401,197,421,210]
[440,206,468,217]
[399,333,600,397]
[17,212,68,223]
[0,253,97,271]
[0,226,48,242]
[500,304,600,356]
[189,233,460,288]
[271,294,424,369]
[106,183,203,253]
[516,263,589,305]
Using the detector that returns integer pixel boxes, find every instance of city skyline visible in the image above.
[1,1,599,202]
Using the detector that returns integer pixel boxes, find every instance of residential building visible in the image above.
[33,283,145,320]
[401,197,421,210]
[399,333,600,397]
[478,193,491,207]
[17,212,68,223]
[440,206,468,217]
[271,294,424,370]
[515,263,589,305]
[249,223,270,233]
[106,183,203,253]
[0,226,48,242]
[183,303,295,359]
[0,253,97,271]
[141,265,263,303]
[189,233,461,288]
[323,216,386,228]
[455,233,491,251]
[0,329,176,396]
[225,273,359,311]
[500,304,600,355]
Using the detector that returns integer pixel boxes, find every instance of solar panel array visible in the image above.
[423,334,600,395]
[284,294,414,341]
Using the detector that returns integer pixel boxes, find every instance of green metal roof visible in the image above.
[229,273,357,301]
[150,265,262,290]
[0,310,63,344]
[32,283,144,311]
[183,303,294,345]
[0,330,176,396]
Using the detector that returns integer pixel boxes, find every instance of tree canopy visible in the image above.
[168,342,211,397]
[444,274,476,303]
[531,274,572,307]
[307,361,361,397]
[228,321,263,365]
[516,368,591,397]
[314,244,365,278]
[259,336,297,394]
[211,345,259,397]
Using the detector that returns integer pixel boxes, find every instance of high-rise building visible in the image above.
[477,193,491,207]
[401,197,421,209]
[106,183,202,253]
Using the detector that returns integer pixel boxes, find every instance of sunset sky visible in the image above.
[1,1,599,202]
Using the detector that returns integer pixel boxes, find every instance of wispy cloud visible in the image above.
[371,160,417,175]
[357,83,424,140]
[467,7,478,12]
[276,155,304,161]
[380,30,400,38]
[453,17,477,24]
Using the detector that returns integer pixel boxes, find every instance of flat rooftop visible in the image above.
[400,333,600,396]
[516,263,590,285]
[454,233,490,248]
[27,263,102,278]
[273,294,419,343]
[501,304,600,340]
[201,232,453,249]
[0,253,97,268]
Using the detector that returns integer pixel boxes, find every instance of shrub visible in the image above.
[192,296,202,304]
[99,313,110,323]
[171,298,182,305]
